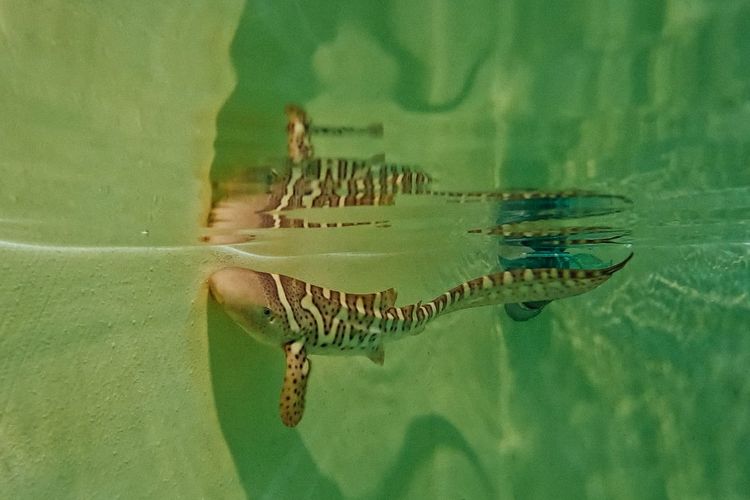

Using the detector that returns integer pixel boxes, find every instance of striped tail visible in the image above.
[387,253,633,335]
[310,123,384,138]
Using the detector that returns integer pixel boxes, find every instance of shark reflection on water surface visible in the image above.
[207,105,633,426]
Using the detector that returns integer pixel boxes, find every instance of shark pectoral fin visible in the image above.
[504,301,550,322]
[367,345,385,366]
[280,341,311,427]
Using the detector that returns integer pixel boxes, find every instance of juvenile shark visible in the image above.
[207,104,633,426]
[209,253,632,426]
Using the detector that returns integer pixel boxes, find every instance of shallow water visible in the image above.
[208,4,750,498]
[1,1,749,499]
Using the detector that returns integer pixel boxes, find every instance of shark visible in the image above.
[210,253,632,426]
[207,105,633,426]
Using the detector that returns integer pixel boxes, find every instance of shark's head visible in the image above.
[209,267,290,346]
[210,267,311,427]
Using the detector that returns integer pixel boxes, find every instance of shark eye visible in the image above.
[263,307,272,317]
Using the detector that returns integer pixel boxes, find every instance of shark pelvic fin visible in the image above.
[504,301,550,321]
[367,345,385,366]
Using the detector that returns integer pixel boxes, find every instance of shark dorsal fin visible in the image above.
[379,288,397,309]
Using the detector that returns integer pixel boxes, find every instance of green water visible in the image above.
[2,1,749,499]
